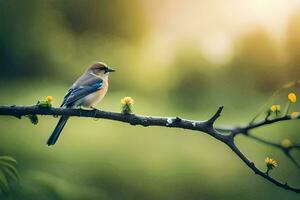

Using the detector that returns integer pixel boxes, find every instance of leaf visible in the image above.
[121,104,133,114]
[0,156,17,164]
[0,156,18,192]
[0,161,18,180]
[0,170,9,192]
[37,100,51,108]
[27,114,39,125]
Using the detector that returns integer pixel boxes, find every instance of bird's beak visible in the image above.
[107,67,116,72]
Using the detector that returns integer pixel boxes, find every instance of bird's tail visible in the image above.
[47,116,69,146]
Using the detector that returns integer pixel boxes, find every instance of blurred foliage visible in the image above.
[0,156,18,193]
[168,43,214,110]
[1,1,300,95]
[55,0,148,39]
[286,12,300,80]
[27,114,39,125]
[0,0,149,81]
[227,28,283,92]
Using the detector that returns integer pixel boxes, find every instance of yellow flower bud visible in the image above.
[46,96,54,103]
[270,105,280,112]
[281,139,292,148]
[290,111,300,119]
[288,92,297,103]
[121,97,134,105]
[121,97,134,114]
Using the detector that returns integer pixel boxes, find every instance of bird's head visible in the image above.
[87,62,116,78]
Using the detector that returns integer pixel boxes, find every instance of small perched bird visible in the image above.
[47,62,115,146]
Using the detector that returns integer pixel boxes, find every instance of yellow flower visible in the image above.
[288,92,297,103]
[290,111,300,119]
[46,96,54,103]
[121,97,134,105]
[270,105,280,112]
[281,139,292,148]
[121,97,134,114]
[265,157,278,169]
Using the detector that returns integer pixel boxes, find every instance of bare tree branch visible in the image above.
[0,105,227,142]
[219,114,300,169]
[0,105,299,193]
[237,115,292,134]
[227,142,300,193]
[205,106,224,126]
[244,134,300,167]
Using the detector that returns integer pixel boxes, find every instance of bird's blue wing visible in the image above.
[61,88,73,107]
[61,80,103,107]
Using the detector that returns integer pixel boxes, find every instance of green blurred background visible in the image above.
[0,0,300,199]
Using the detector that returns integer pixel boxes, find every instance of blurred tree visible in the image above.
[54,0,148,40]
[286,11,300,80]
[0,0,149,81]
[168,43,214,110]
[0,0,54,79]
[226,28,283,92]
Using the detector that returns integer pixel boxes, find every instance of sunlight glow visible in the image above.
[143,0,300,65]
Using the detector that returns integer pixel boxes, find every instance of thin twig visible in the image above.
[227,142,300,193]
[244,134,300,168]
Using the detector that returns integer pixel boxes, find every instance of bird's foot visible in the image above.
[90,106,99,111]
[78,106,86,116]
[91,106,99,119]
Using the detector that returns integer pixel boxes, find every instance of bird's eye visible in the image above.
[98,67,106,71]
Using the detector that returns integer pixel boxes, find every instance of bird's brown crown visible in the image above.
[89,62,108,71]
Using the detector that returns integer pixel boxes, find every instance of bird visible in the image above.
[47,62,115,146]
